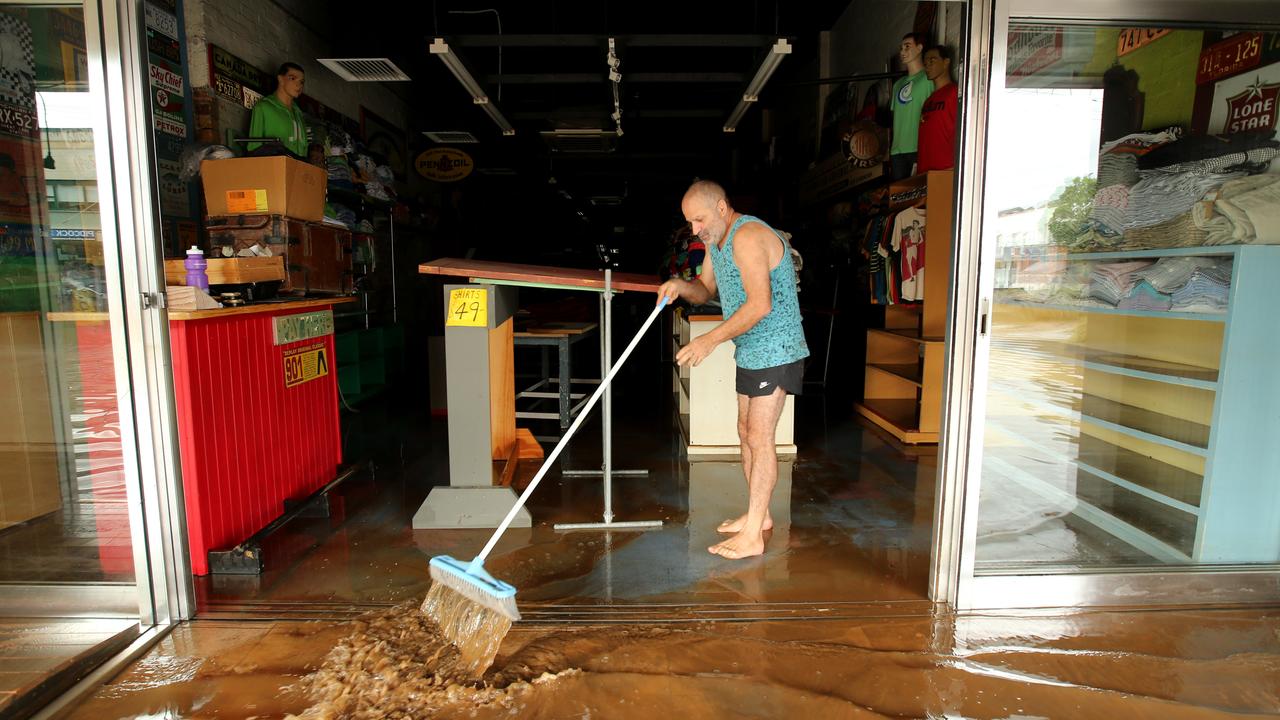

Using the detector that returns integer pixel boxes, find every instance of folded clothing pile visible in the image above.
[1130,256,1218,293]
[1088,260,1153,305]
[1170,260,1233,313]
[1117,279,1172,311]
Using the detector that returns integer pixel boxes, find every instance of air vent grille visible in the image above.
[317,58,411,82]
[539,129,618,154]
[423,130,479,144]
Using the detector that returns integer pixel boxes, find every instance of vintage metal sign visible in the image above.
[416,148,474,182]
[273,310,334,346]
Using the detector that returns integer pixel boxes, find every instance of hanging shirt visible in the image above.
[891,206,927,302]
[890,70,934,156]
[917,83,958,172]
[248,94,308,157]
[706,215,810,370]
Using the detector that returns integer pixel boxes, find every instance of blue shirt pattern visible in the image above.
[707,215,810,370]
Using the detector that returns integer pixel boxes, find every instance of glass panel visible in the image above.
[977,23,1280,573]
[0,1,141,710]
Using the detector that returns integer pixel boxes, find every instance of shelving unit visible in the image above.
[854,169,954,444]
[990,243,1280,563]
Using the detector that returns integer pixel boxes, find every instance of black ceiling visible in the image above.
[322,1,853,255]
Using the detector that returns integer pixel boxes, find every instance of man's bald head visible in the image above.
[681,179,734,246]
[683,180,729,211]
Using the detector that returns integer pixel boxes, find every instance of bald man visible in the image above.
[658,181,809,559]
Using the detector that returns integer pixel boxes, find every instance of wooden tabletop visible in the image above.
[168,297,355,320]
[48,298,355,323]
[419,258,660,293]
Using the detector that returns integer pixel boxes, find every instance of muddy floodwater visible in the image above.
[63,602,1280,719]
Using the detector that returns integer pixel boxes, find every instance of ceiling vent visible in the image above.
[423,130,479,144]
[317,58,411,82]
[540,129,618,154]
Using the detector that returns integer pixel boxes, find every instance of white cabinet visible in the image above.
[672,310,796,457]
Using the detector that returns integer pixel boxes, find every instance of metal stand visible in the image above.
[555,269,663,531]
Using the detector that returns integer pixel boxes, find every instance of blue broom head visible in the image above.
[429,555,517,599]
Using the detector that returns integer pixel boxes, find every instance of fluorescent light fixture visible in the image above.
[430,37,515,136]
[723,38,791,133]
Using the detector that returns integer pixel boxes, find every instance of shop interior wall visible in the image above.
[182,0,409,152]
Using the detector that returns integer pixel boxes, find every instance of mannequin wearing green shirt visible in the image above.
[247,62,308,158]
[890,32,933,179]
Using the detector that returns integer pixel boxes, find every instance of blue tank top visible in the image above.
[707,215,810,370]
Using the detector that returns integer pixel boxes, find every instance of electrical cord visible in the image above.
[447,9,502,101]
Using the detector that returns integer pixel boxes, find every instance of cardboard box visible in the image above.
[200,156,326,222]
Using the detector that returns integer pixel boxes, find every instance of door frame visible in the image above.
[934,0,1280,610]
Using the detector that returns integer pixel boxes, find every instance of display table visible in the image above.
[54,298,354,575]
[418,258,658,529]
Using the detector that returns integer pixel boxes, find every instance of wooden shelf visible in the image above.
[998,299,1226,323]
[1079,394,1210,455]
[1065,246,1239,261]
[1075,434,1203,514]
[867,362,922,386]
[1079,350,1218,390]
[854,399,936,444]
[868,327,944,345]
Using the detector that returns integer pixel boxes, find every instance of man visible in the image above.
[657,181,809,559]
[247,62,308,158]
[889,32,934,179]
[918,45,959,172]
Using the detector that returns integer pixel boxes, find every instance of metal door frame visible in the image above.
[934,0,1280,610]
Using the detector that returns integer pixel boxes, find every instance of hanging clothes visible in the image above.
[891,206,927,302]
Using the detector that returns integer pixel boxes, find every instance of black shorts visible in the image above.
[736,359,805,397]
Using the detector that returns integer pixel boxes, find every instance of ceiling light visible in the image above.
[430,38,515,136]
[723,38,791,133]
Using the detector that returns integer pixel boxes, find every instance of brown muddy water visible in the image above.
[246,603,1280,720]
[57,600,1280,719]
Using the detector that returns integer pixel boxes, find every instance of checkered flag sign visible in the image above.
[0,12,35,111]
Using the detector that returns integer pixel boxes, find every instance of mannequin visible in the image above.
[889,32,934,179]
[917,45,958,172]
[247,62,308,158]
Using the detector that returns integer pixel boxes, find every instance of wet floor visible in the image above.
[62,603,1280,719]
[37,329,1280,717]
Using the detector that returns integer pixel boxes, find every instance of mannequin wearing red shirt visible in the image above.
[918,45,958,172]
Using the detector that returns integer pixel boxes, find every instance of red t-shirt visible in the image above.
[917,83,958,172]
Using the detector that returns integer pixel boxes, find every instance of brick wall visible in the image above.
[182,0,408,146]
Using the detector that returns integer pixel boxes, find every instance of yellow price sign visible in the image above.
[447,288,488,327]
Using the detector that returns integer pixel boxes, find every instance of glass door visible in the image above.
[942,0,1280,608]
[0,0,184,712]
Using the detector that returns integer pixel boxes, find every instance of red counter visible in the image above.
[168,298,350,575]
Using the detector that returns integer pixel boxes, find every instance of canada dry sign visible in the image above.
[416,148,474,182]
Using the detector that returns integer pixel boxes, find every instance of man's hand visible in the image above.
[657,279,683,306]
[676,335,719,367]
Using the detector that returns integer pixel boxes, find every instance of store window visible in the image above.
[976,23,1280,573]
[0,1,144,710]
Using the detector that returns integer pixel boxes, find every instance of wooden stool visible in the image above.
[513,321,598,429]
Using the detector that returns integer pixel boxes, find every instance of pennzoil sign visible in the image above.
[416,148,474,182]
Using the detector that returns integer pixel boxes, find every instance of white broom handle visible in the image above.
[471,296,669,569]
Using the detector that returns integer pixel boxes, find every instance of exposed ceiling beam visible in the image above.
[509,108,724,120]
[484,72,746,85]
[453,34,777,48]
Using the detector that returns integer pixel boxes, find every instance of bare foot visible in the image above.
[717,513,772,534]
[708,531,766,559]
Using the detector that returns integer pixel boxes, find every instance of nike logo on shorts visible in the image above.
[759,381,769,389]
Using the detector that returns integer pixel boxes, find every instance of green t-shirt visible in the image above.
[247,94,308,157]
[890,70,934,155]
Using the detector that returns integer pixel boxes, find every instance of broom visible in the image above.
[424,296,670,666]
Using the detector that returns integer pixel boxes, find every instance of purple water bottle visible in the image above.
[184,246,209,290]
